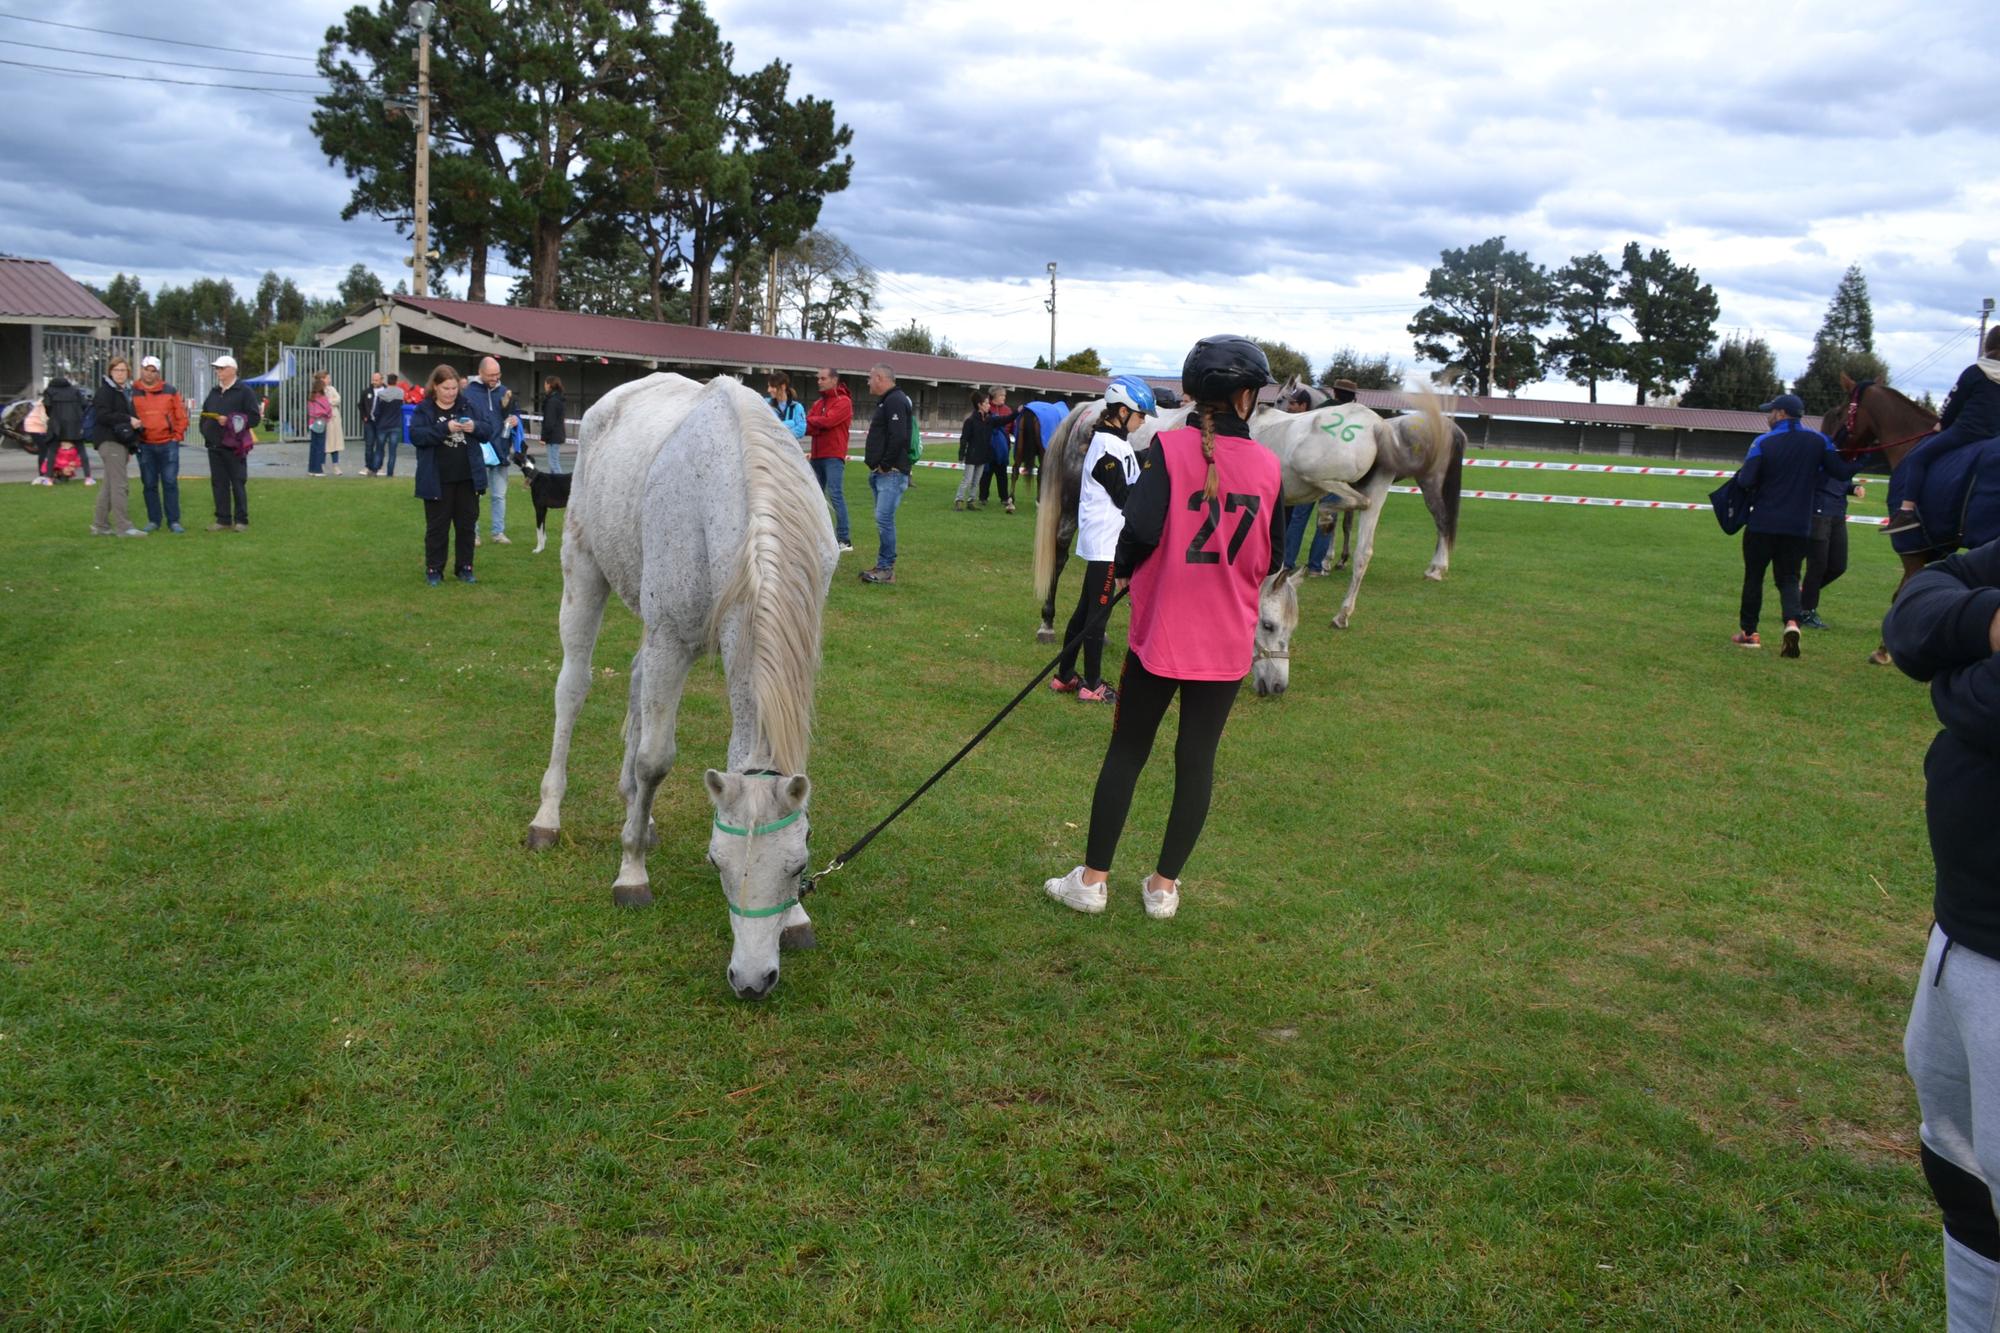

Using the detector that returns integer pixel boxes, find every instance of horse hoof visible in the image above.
[1035,626,1056,644]
[525,825,559,851]
[1868,649,1894,667]
[1330,615,1351,630]
[780,923,818,952]
[612,883,653,908]
[1424,569,1446,583]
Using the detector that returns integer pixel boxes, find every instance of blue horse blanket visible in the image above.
[1893,433,2000,554]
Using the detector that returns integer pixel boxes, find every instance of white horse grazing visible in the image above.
[525,373,838,1000]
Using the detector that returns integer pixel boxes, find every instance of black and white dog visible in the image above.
[513,452,573,553]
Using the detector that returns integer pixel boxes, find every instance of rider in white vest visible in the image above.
[1050,375,1158,702]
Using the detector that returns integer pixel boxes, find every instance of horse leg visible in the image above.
[1418,470,1453,581]
[612,631,695,907]
[615,651,659,848]
[1332,475,1396,630]
[1872,550,1932,666]
[1334,509,1354,569]
[528,546,612,849]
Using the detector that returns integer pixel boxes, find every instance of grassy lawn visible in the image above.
[0,464,1947,1327]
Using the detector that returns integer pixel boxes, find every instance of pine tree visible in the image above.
[1791,266,1887,414]
[1407,237,1551,396]
[1681,335,1784,410]
[1546,252,1625,403]
[1618,243,1720,405]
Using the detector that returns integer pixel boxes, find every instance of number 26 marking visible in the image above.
[1184,491,1262,565]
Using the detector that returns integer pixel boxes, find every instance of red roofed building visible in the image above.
[0,256,116,398]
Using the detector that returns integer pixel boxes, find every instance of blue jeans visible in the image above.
[307,427,326,474]
[543,440,564,475]
[137,443,180,527]
[486,463,508,534]
[384,429,400,476]
[869,469,908,568]
[363,423,384,473]
[812,457,849,542]
[1285,499,1334,571]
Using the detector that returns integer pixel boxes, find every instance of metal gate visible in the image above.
[39,332,230,421]
[275,344,375,441]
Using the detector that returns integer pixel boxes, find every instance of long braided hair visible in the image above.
[1195,404,1222,502]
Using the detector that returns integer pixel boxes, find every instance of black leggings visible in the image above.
[425,480,478,573]
[1801,514,1849,612]
[1085,651,1242,880]
[1057,560,1118,688]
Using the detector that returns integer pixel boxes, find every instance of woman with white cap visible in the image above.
[199,354,262,532]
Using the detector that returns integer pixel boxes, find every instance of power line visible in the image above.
[0,36,331,78]
[0,55,328,93]
[0,10,320,62]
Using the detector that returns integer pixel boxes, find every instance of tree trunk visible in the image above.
[1587,378,1597,404]
[467,226,489,303]
[689,235,715,327]
[530,216,563,309]
[727,261,744,331]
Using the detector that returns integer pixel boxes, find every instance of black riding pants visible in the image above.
[1085,651,1242,881]
[1800,513,1849,612]
[1740,530,1810,633]
[424,481,478,574]
[1057,560,1118,688]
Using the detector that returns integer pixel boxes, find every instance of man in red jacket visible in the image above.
[805,367,854,552]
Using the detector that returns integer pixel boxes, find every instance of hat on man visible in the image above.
[1332,378,1360,394]
[1757,393,1805,418]
[212,354,238,369]
[140,355,162,370]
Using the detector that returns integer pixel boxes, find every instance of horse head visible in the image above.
[703,769,813,1000]
[1252,566,1300,698]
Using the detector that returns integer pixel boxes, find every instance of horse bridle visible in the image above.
[711,768,808,919]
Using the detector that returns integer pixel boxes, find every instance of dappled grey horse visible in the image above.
[525,373,838,999]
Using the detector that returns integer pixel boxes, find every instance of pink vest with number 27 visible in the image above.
[1127,425,1281,682]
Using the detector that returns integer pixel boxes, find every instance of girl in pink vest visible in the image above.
[1045,336,1283,919]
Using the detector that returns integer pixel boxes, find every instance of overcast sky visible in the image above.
[2,0,1993,400]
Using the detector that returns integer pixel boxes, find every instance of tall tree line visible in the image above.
[312,0,853,319]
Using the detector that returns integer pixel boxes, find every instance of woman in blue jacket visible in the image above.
[408,364,490,586]
[765,373,807,445]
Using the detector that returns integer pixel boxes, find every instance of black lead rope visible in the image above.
[801,586,1130,899]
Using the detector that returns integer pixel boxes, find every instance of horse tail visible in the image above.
[1439,422,1464,550]
[708,382,827,776]
[1034,404,1087,604]
[1410,388,1450,475]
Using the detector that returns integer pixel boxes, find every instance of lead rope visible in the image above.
[800,586,1130,899]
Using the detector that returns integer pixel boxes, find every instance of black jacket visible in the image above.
[1884,537,2000,961]
[41,378,84,443]
[864,387,914,473]
[1735,420,1855,538]
[1939,362,2000,442]
[370,385,405,432]
[540,389,565,445]
[199,381,262,449]
[90,377,135,445]
[1114,410,1284,578]
[957,410,984,464]
[407,397,491,501]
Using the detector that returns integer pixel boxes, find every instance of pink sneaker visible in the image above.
[1047,674,1079,694]
[1077,683,1118,703]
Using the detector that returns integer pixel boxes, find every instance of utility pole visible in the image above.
[409,1,437,297]
[1982,298,1994,357]
[1484,277,1501,398]
[1044,261,1058,367]
[767,249,779,336]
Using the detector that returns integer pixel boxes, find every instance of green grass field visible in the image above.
[0,466,1949,1327]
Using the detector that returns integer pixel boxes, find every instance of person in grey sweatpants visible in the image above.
[1884,536,2000,1331]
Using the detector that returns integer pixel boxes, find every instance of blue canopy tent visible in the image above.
[242,350,295,387]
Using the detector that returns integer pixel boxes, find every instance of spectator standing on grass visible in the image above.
[765,372,806,446]
[370,373,405,476]
[324,377,344,474]
[538,376,566,475]
[1726,393,1858,657]
[1883,535,2000,1332]
[361,371,386,475]
[981,386,1017,513]
[131,356,188,533]
[1049,375,1157,703]
[306,371,332,477]
[36,370,89,487]
[199,354,260,532]
[89,356,145,537]
[1043,335,1282,921]
[408,363,489,586]
[953,388,988,511]
[859,363,913,585]
[805,367,853,552]
[1799,469,1866,630]
[463,357,515,545]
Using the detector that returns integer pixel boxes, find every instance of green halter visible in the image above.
[714,770,805,918]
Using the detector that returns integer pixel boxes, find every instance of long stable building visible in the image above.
[315,297,1108,429]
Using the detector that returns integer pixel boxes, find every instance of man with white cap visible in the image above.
[131,355,189,533]
[198,354,261,532]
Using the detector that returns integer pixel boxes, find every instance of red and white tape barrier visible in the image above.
[1387,485,1881,526]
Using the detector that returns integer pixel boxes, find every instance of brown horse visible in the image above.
[1822,372,1939,665]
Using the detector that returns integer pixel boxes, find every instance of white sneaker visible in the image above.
[1044,866,1107,914]
[492,532,511,545]
[1142,878,1180,919]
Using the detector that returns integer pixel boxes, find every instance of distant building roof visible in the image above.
[384,297,1109,396]
[0,256,117,323]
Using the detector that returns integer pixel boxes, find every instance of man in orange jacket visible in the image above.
[131,356,190,533]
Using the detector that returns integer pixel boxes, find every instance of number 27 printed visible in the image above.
[1184,492,1262,565]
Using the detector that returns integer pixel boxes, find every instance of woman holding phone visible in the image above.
[407,363,490,585]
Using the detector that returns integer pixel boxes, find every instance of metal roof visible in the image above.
[0,256,117,322]
[391,297,1109,395]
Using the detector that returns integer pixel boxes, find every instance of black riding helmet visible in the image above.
[1181,335,1277,403]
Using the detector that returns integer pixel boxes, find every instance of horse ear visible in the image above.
[1839,372,1855,392]
[703,769,730,805]
[783,774,810,811]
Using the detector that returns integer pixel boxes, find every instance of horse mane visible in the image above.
[705,378,830,776]
[1867,380,1938,424]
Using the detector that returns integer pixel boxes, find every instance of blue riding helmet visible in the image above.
[1104,374,1158,417]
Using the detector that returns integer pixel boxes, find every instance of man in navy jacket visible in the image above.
[1884,537,2000,1328]
[1730,394,1858,656]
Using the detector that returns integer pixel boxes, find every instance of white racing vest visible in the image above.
[1077,429,1140,562]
